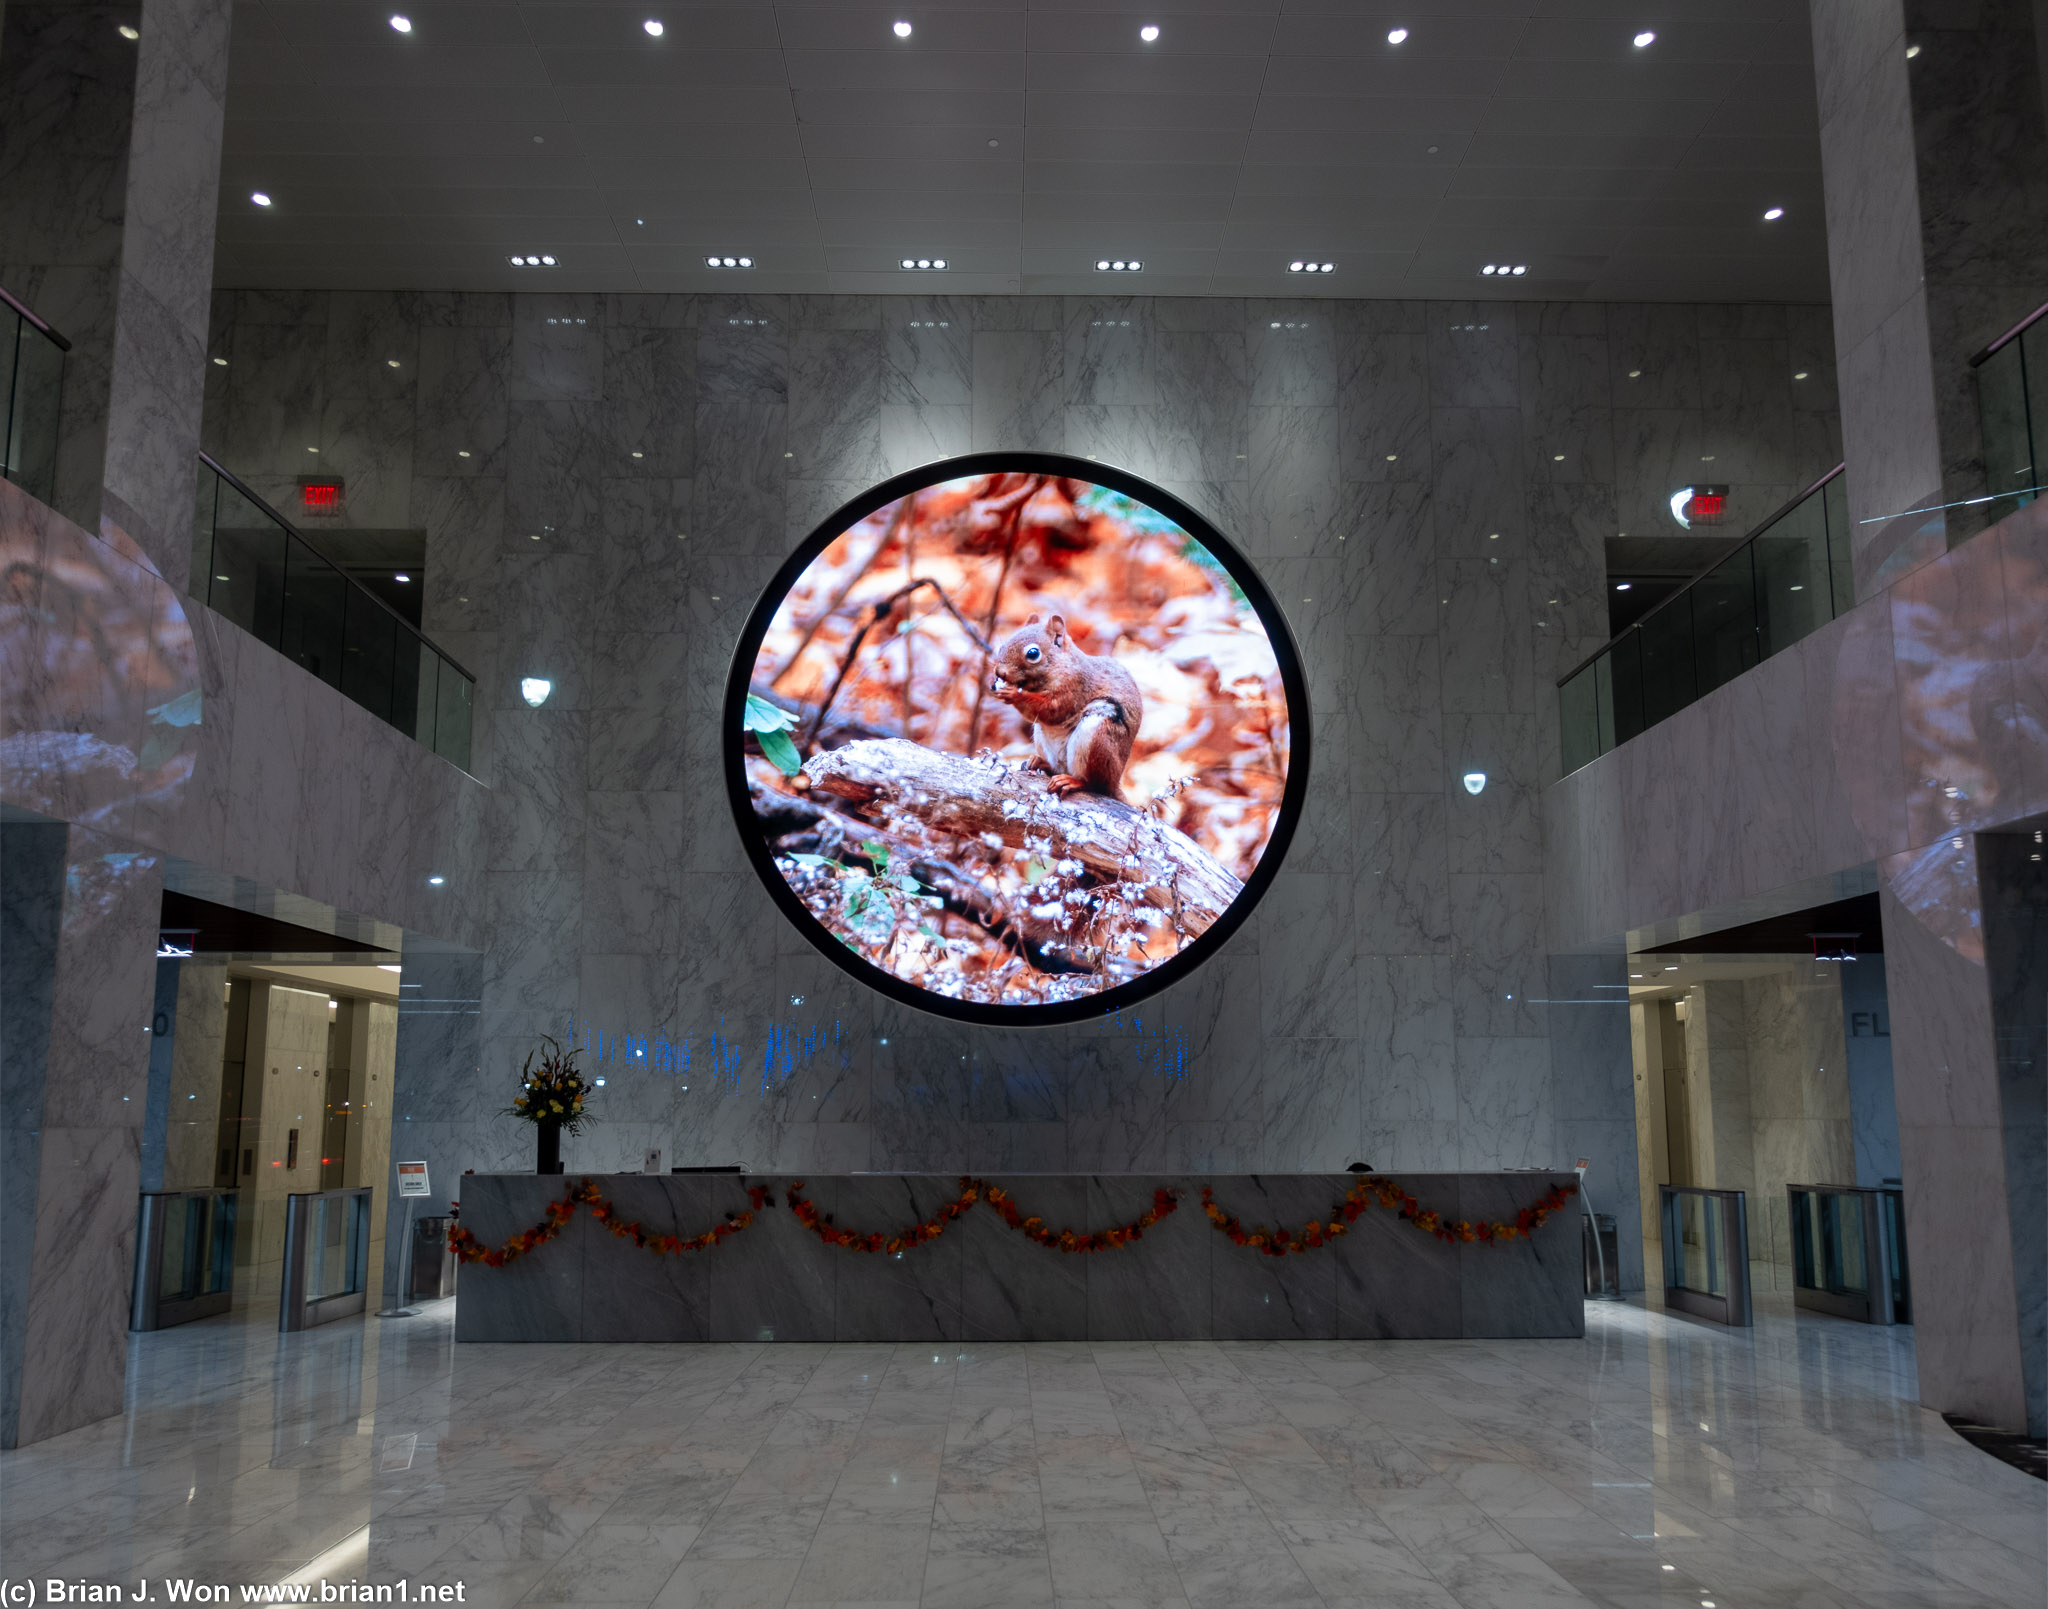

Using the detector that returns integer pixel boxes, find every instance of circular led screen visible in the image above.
[725,453,1309,1025]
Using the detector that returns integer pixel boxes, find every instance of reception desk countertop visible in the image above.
[453,1172,1584,1344]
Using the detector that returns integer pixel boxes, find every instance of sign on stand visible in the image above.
[396,1160,431,1198]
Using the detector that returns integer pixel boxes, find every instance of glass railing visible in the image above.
[1972,299,2045,516]
[193,452,474,771]
[2,286,69,507]
[1559,465,1849,775]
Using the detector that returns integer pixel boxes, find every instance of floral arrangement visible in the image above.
[785,1177,1181,1256]
[448,1178,769,1267]
[504,1035,592,1132]
[1202,1175,1579,1258]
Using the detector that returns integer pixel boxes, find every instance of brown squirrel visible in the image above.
[986,614,1143,798]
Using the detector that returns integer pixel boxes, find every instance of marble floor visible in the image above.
[1,1296,2041,1609]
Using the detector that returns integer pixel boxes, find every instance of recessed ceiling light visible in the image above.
[900,257,947,269]
[1763,206,1785,220]
[1140,23,1159,41]
[212,356,227,366]
[1287,261,1335,274]
[457,450,470,458]
[643,18,663,36]
[117,23,139,38]
[394,573,411,583]
[707,255,754,268]
[1615,582,1632,591]
[1793,370,1809,379]
[1387,26,1408,43]
[386,358,400,368]
[1096,259,1141,272]
[427,874,444,885]
[1628,369,1642,378]
[1633,29,1655,46]
[250,191,271,207]
[892,18,912,37]
[389,13,412,32]
[1905,42,1921,57]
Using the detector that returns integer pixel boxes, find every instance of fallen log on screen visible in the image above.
[799,738,1245,938]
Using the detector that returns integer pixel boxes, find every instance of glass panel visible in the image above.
[1791,1189,1817,1287]
[206,473,288,644]
[340,584,398,725]
[280,539,347,689]
[411,640,439,750]
[1692,542,1759,697]
[1669,1192,1722,1295]
[1978,334,2035,512]
[1605,628,1644,745]
[1755,495,1830,657]
[1822,1191,1868,1294]
[2022,325,2045,506]
[3,314,66,506]
[1637,591,1697,726]
[1559,663,1600,774]
[434,657,473,771]
[207,1194,237,1295]
[303,1194,365,1302]
[1822,474,1854,616]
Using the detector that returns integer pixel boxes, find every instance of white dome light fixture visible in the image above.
[1633,30,1655,47]
[1462,772,1487,795]
[1140,24,1159,41]
[251,192,272,207]
[1763,206,1785,220]
[520,677,554,707]
[1387,27,1409,43]
[643,18,663,36]
[892,18,912,37]
[389,13,412,32]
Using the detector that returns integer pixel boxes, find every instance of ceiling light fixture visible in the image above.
[892,18,912,37]
[250,192,272,207]
[1387,26,1409,43]
[427,875,444,885]
[1905,42,1920,57]
[520,678,553,707]
[706,255,754,268]
[900,257,947,269]
[1633,29,1655,46]
[1615,582,1632,591]
[1793,370,1809,379]
[1095,259,1142,272]
[1140,23,1159,41]
[1288,260,1336,274]
[394,573,410,583]
[389,13,412,32]
[212,356,227,367]
[118,22,139,38]
[1763,206,1785,220]
[508,254,557,267]
[1480,263,1527,276]
[643,18,663,35]
[1462,772,1487,795]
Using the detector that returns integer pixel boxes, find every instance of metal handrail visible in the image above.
[1967,298,2048,367]
[0,285,72,351]
[1555,461,1846,689]
[197,449,476,685]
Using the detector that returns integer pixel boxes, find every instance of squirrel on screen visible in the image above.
[986,613,1143,799]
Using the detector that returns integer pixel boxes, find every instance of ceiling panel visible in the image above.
[213,0,1833,302]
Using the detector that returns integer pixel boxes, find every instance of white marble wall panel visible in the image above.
[190,287,1849,1312]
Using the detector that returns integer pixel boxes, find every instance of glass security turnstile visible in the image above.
[280,1186,372,1332]
[1788,1184,1911,1324]
[131,1189,237,1330]
[1660,1185,1753,1326]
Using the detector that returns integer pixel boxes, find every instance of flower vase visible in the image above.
[536,1120,564,1175]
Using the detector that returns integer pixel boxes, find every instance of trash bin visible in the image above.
[1583,1212,1620,1298]
[410,1215,457,1301]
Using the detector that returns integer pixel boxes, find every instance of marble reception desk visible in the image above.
[454,1172,1585,1343]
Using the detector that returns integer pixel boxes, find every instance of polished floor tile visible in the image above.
[1,1296,2040,1609]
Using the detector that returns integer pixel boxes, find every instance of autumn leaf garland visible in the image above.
[1201,1175,1579,1258]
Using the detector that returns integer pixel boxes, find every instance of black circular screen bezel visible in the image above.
[722,451,1312,1027]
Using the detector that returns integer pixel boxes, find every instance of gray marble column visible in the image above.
[0,0,231,588]
[0,818,164,1449]
[1810,0,2048,596]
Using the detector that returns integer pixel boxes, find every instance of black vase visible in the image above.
[536,1120,564,1175]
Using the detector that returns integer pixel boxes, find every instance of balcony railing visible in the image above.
[193,452,474,771]
[2,286,69,507]
[1558,465,1850,776]
[1972,298,2045,516]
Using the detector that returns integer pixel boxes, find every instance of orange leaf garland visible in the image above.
[981,1182,1179,1253]
[448,1179,770,1268]
[785,1178,982,1254]
[1203,1175,1577,1258]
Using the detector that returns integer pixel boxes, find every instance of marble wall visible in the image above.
[1738,966,1858,1273]
[196,288,1839,1311]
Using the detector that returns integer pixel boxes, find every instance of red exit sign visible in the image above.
[299,479,344,514]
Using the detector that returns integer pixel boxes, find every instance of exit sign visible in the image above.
[299,478,345,515]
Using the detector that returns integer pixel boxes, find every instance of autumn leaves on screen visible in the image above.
[742,473,1290,1008]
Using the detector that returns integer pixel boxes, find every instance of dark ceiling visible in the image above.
[214,0,1832,301]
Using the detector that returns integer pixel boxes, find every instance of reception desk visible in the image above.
[453,1172,1583,1344]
